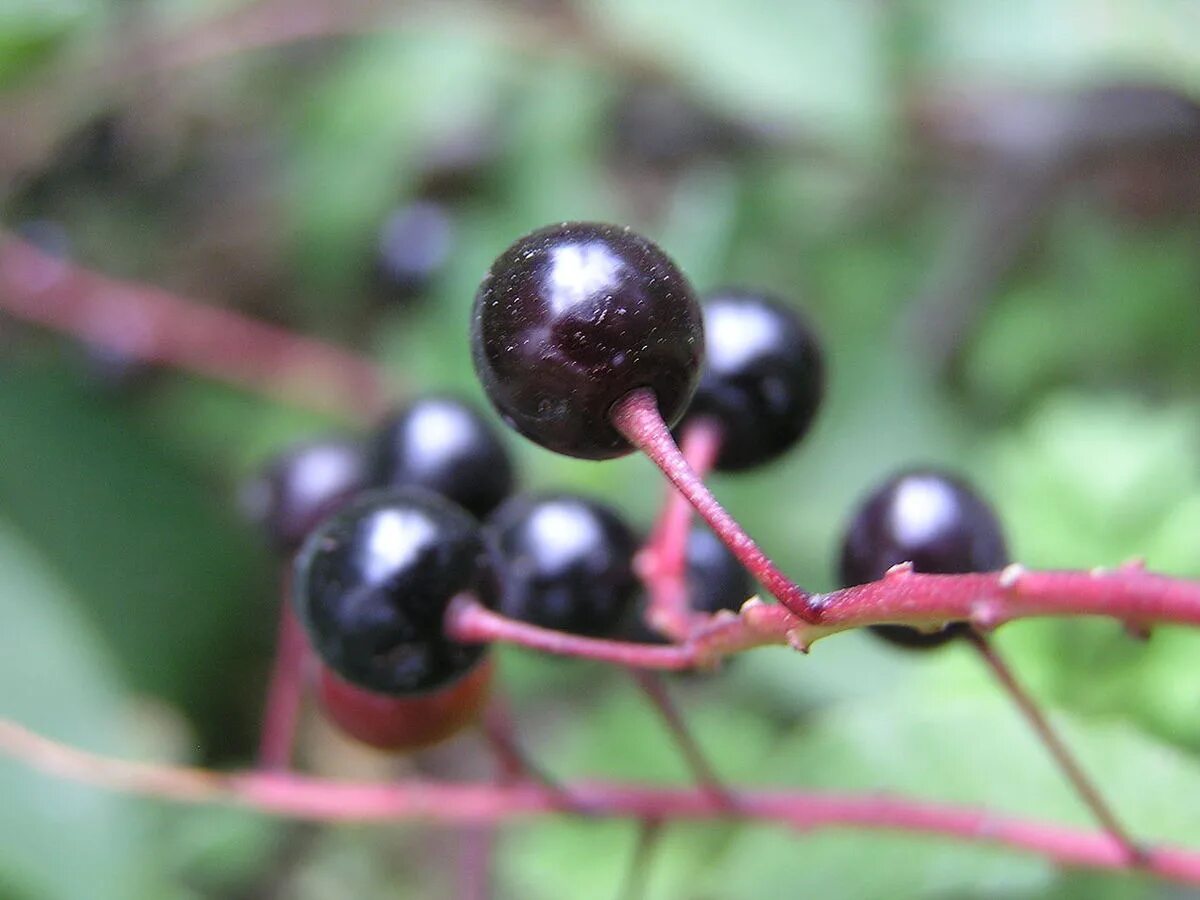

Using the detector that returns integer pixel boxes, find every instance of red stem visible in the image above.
[966,631,1143,864]
[0,233,391,421]
[445,595,721,670]
[256,584,310,771]
[636,416,724,640]
[447,560,1200,666]
[610,389,818,622]
[811,563,1200,634]
[4,718,1200,886]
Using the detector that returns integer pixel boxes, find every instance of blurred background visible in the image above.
[1,1,1200,898]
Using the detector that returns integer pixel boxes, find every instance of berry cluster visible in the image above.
[246,221,844,752]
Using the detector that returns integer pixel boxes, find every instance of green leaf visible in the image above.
[710,657,1200,898]
[579,0,887,146]
[0,517,166,900]
[0,369,270,738]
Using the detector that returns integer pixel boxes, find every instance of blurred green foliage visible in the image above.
[1,0,1199,897]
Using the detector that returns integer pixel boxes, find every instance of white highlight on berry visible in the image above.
[546,243,626,313]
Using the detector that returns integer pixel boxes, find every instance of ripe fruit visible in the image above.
[678,290,824,471]
[292,488,493,694]
[317,658,492,751]
[838,469,1009,649]
[373,201,455,304]
[486,493,640,636]
[367,396,515,519]
[239,437,366,554]
[471,222,704,459]
[685,524,753,615]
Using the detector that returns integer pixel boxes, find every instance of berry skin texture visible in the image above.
[487,493,640,636]
[293,488,493,695]
[240,437,366,554]
[679,290,824,472]
[838,470,1009,649]
[317,658,493,751]
[471,222,704,460]
[367,396,515,520]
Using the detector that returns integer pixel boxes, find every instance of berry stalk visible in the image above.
[610,389,817,622]
[256,583,309,771]
[636,416,724,640]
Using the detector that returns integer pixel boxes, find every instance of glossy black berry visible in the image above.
[685,525,753,615]
[372,201,455,304]
[293,489,493,695]
[678,290,824,471]
[838,469,1009,650]
[240,437,366,554]
[471,222,704,459]
[486,493,640,636]
[367,396,515,520]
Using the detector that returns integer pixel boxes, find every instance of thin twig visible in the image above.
[966,631,1145,865]
[4,718,1200,885]
[257,580,310,771]
[0,232,391,421]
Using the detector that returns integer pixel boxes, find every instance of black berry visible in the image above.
[486,493,640,636]
[678,290,824,471]
[838,469,1009,649]
[293,489,493,695]
[240,437,366,554]
[372,201,455,304]
[471,222,704,459]
[367,395,515,520]
[685,525,753,615]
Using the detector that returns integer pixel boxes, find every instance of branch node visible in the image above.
[970,601,1006,632]
[998,563,1026,590]
[785,629,812,654]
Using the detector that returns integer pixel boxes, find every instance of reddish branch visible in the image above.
[447,559,1200,668]
[0,232,391,420]
[3,718,1200,885]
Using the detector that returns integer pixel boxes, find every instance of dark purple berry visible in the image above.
[685,524,753,615]
[486,493,640,636]
[240,437,366,554]
[373,201,455,304]
[838,469,1009,650]
[471,222,704,459]
[367,396,515,520]
[678,290,824,471]
[292,488,493,695]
